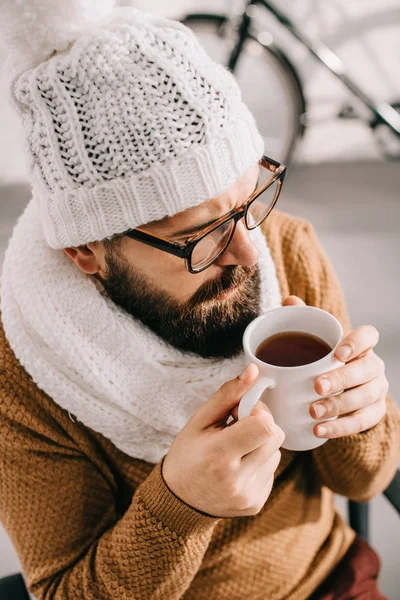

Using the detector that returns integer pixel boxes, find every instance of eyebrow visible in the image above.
[172,174,261,238]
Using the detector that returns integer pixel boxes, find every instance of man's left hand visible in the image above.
[283,296,388,439]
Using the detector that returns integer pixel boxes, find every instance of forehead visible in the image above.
[145,163,259,235]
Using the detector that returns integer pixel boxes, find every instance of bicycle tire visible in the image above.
[181,13,306,166]
[296,5,400,159]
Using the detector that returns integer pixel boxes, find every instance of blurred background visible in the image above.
[1,0,399,597]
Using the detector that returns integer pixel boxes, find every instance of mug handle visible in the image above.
[238,375,276,420]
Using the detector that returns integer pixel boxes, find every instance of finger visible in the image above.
[282,295,306,307]
[191,363,259,430]
[242,440,282,473]
[315,352,379,396]
[254,451,282,495]
[311,376,386,419]
[264,450,282,479]
[243,472,275,515]
[220,409,285,458]
[334,325,379,362]
[230,398,271,422]
[262,477,274,506]
[243,450,281,494]
[314,400,387,439]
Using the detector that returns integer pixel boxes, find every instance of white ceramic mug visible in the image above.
[238,305,344,451]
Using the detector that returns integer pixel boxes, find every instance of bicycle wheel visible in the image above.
[297,5,400,160]
[181,13,306,165]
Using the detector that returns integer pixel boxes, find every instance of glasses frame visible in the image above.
[122,154,286,274]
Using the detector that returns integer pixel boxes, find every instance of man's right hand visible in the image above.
[162,364,285,518]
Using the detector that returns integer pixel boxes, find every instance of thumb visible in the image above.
[282,295,306,307]
[190,364,259,430]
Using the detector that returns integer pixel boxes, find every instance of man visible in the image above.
[0,1,399,599]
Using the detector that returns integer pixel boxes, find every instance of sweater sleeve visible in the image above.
[0,382,219,599]
[288,221,400,502]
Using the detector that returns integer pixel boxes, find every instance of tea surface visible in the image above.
[256,331,332,367]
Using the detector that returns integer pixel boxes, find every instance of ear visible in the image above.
[64,245,102,275]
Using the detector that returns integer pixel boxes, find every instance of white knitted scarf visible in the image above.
[1,200,282,464]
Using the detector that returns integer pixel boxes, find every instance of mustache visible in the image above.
[187,265,257,309]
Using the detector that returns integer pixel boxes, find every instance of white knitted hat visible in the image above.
[1,0,264,249]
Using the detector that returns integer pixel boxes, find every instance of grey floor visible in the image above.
[0,158,399,597]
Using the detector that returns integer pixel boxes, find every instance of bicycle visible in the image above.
[180,0,400,164]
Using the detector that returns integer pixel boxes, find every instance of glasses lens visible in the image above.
[246,178,280,229]
[191,219,235,272]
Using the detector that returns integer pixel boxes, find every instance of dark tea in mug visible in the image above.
[255,331,332,367]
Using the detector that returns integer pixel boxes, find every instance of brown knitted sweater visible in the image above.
[1,210,399,600]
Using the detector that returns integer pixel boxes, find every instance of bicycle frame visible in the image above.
[230,0,400,137]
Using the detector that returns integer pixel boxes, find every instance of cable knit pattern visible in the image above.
[0,199,281,464]
[5,5,264,248]
[1,211,399,600]
[0,211,400,600]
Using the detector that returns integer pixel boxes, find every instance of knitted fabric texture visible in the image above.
[1,211,399,600]
[1,0,117,71]
[4,4,264,248]
[0,199,281,463]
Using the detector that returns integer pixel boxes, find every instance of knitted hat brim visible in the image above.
[34,114,264,248]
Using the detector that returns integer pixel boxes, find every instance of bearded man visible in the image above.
[0,2,399,599]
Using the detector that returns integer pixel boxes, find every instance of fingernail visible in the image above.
[314,403,327,418]
[336,344,352,361]
[317,426,327,437]
[319,377,331,394]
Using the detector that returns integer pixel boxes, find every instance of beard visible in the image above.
[99,246,261,359]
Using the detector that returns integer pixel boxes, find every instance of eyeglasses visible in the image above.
[122,154,286,274]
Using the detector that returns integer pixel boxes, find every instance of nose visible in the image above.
[215,220,259,268]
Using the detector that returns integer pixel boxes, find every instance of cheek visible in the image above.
[126,243,215,302]
[158,260,215,303]
[163,271,203,302]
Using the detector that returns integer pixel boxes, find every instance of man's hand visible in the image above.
[283,296,389,439]
[162,364,285,518]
